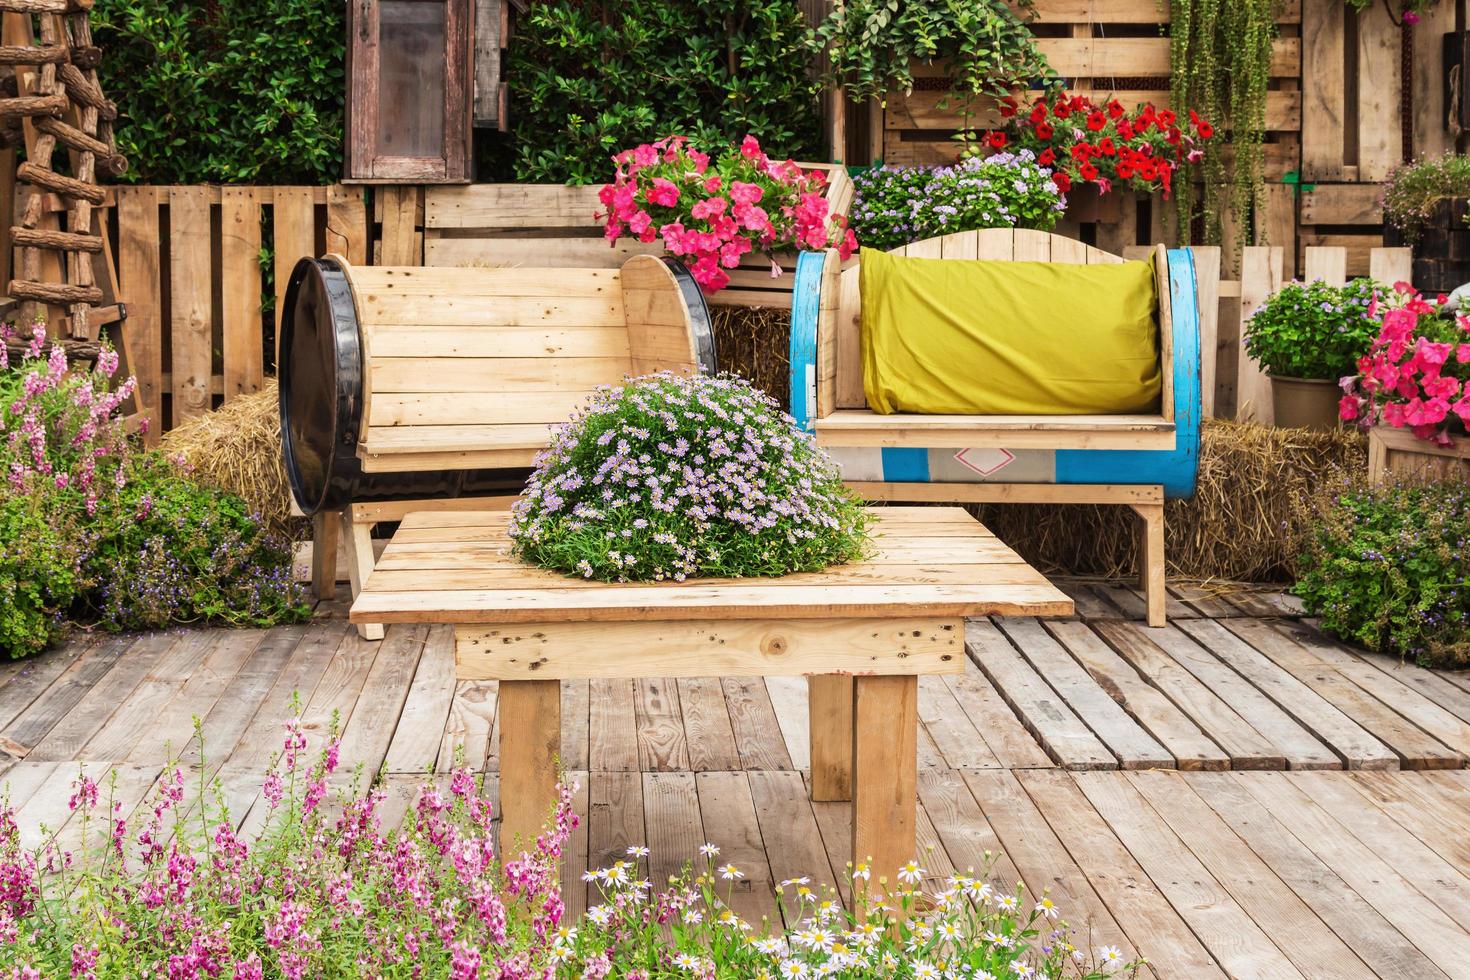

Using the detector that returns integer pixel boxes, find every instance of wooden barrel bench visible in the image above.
[787,230,1204,627]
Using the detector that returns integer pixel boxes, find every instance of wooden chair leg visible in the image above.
[340,510,385,641]
[851,674,917,899]
[808,674,854,801]
[1130,502,1166,628]
[310,510,340,601]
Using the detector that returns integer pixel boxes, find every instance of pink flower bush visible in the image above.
[598,135,857,292]
[1338,284,1470,445]
[0,720,1142,978]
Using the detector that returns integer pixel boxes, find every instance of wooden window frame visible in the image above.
[346,0,473,184]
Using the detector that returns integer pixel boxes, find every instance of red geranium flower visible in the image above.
[1086,111,1107,131]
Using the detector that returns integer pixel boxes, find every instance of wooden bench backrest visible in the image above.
[342,254,698,472]
[823,229,1172,420]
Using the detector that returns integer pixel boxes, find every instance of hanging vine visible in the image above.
[1170,0,1278,252]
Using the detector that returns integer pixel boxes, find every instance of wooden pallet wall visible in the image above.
[112,184,368,441]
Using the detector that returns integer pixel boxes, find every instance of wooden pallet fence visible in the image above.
[113,184,368,441]
[1231,244,1411,424]
[383,165,854,310]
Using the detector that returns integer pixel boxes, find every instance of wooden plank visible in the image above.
[1235,772,1470,974]
[722,677,793,771]
[851,674,917,896]
[1074,771,1308,980]
[1093,621,1283,768]
[1032,36,1298,78]
[1302,244,1347,285]
[272,186,317,364]
[965,619,1116,770]
[1340,645,1470,723]
[916,675,1001,769]
[22,633,174,762]
[1350,771,1470,871]
[114,186,161,442]
[333,624,429,776]
[1130,771,1373,976]
[1299,184,1384,225]
[325,185,368,265]
[808,674,852,800]
[1187,772,1450,980]
[1176,619,1397,770]
[186,625,306,765]
[383,625,458,773]
[367,355,631,394]
[220,186,263,399]
[748,769,842,923]
[561,678,591,772]
[761,676,811,771]
[1301,0,1347,181]
[1369,246,1413,285]
[996,618,1172,769]
[1236,246,1282,424]
[642,770,703,891]
[677,677,742,771]
[586,770,642,879]
[942,663,1055,769]
[127,630,264,764]
[561,775,590,917]
[455,617,964,680]
[1141,624,1339,769]
[815,410,1175,451]
[634,678,689,772]
[1046,621,1229,770]
[436,679,495,771]
[1356,1,1401,181]
[1191,246,1222,418]
[1223,619,1462,769]
[1411,0,1456,160]
[71,631,218,763]
[377,186,421,265]
[168,185,212,423]
[696,771,779,926]
[915,767,1024,894]
[1017,770,1228,979]
[588,678,639,772]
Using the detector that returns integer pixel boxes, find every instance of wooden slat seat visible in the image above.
[814,411,1177,451]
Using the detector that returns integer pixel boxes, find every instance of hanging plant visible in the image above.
[1170,0,1277,252]
[815,0,1054,127]
[1344,0,1438,27]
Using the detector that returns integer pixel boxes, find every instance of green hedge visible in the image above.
[506,0,824,184]
[92,0,344,185]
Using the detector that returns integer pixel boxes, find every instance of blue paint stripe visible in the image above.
[788,251,824,432]
[881,447,930,482]
[1055,248,1202,498]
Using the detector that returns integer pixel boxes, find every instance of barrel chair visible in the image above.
[787,229,1203,626]
[279,253,716,638]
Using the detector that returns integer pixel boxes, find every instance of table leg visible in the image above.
[851,674,917,899]
[808,674,854,801]
[497,678,561,854]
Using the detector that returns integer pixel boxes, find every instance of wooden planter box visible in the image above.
[1367,426,1470,484]
[1383,198,1470,293]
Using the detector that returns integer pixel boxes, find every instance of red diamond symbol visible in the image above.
[953,448,1016,476]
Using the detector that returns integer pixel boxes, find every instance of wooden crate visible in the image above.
[113,184,369,441]
[1368,426,1470,483]
[388,164,855,309]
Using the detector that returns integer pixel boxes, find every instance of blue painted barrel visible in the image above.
[788,247,1202,499]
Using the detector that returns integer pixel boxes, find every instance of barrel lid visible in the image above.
[278,256,363,515]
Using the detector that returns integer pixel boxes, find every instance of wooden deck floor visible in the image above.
[3,582,1470,978]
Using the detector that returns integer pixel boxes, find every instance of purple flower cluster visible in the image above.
[509,373,869,582]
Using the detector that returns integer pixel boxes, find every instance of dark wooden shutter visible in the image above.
[346,0,472,183]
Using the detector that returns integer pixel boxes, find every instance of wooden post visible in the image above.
[1131,503,1166,628]
[851,674,917,898]
[340,511,385,642]
[808,674,853,801]
[1236,246,1283,424]
[498,678,562,855]
[311,510,340,601]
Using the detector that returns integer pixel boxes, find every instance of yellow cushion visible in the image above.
[859,247,1163,416]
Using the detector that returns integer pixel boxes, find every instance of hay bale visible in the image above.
[976,420,1366,583]
[713,305,790,405]
[160,380,301,540]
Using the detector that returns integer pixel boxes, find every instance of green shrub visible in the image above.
[509,373,870,581]
[1294,481,1470,668]
[0,491,88,658]
[92,0,345,184]
[507,1,823,184]
[1244,278,1381,380]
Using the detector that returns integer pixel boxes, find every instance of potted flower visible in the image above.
[1381,154,1470,294]
[1244,278,1381,430]
[598,135,856,293]
[849,150,1065,251]
[509,372,870,581]
[1339,285,1470,480]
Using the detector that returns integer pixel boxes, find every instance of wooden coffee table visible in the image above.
[350,506,1071,895]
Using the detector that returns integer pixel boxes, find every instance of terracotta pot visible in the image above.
[1270,375,1342,431]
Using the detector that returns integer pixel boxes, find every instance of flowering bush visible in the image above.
[509,373,869,582]
[1243,278,1381,380]
[999,93,1213,198]
[1338,286,1470,443]
[598,135,856,292]
[0,719,1144,978]
[1295,480,1470,669]
[0,322,307,657]
[1381,153,1470,242]
[849,151,1065,251]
